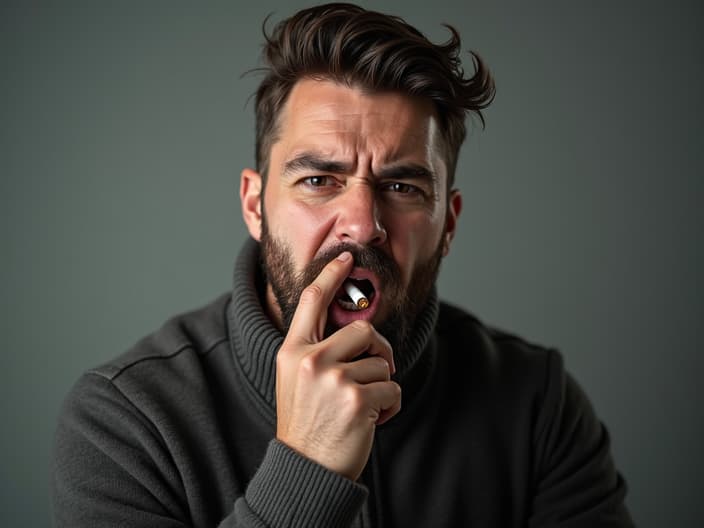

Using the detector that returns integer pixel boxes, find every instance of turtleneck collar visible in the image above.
[227,238,439,420]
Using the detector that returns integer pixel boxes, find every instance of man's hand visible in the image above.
[275,251,402,481]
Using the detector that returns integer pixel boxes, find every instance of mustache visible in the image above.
[296,243,401,285]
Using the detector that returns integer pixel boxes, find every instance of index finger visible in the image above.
[288,251,353,343]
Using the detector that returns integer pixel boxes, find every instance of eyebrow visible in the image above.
[377,164,438,186]
[283,152,437,185]
[283,153,354,178]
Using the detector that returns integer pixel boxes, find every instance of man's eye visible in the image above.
[384,182,421,195]
[302,176,332,187]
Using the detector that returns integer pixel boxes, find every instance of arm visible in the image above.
[51,373,191,527]
[52,252,397,527]
[51,373,368,528]
[530,351,634,527]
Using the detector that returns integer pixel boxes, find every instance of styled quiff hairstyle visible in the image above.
[254,2,495,186]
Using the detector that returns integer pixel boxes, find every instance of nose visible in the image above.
[335,183,387,247]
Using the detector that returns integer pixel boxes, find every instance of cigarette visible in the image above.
[344,280,369,309]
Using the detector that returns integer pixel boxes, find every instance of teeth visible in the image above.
[337,297,362,311]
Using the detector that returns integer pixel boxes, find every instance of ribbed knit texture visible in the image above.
[227,239,284,424]
[227,238,440,413]
[245,440,368,528]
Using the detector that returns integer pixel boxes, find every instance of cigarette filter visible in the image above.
[344,281,369,309]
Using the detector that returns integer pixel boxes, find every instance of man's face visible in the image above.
[241,78,461,345]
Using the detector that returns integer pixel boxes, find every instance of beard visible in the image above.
[259,214,444,353]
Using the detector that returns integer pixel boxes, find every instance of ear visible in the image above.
[442,188,462,257]
[240,168,263,241]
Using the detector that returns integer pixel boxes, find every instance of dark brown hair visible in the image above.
[254,2,495,186]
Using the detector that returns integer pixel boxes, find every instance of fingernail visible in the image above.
[336,251,352,262]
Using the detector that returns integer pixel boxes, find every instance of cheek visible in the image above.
[386,213,445,281]
[265,195,337,265]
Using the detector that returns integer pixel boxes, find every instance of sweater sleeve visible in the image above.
[529,351,634,527]
[51,373,190,527]
[51,373,367,528]
[229,440,367,527]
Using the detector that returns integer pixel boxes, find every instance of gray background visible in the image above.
[2,1,702,526]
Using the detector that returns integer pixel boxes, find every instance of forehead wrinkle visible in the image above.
[277,79,446,184]
[293,105,429,159]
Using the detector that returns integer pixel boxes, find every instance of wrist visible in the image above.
[246,440,367,527]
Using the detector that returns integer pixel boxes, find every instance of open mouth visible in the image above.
[337,278,375,311]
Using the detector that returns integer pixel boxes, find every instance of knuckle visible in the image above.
[298,283,324,305]
[376,356,390,373]
[325,366,347,387]
[389,381,402,400]
[276,347,295,368]
[342,385,365,412]
[298,352,323,377]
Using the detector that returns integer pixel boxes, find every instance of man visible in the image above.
[52,3,633,527]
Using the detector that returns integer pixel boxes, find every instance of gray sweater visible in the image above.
[51,239,633,527]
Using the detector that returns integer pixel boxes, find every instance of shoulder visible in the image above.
[435,301,607,465]
[432,302,632,523]
[436,300,561,396]
[89,292,232,382]
[56,292,235,449]
[59,293,234,432]
[52,293,238,525]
